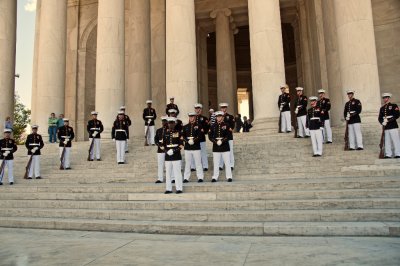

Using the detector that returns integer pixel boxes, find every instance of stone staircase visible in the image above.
[0,123,399,236]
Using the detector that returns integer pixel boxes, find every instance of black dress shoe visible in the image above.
[349,148,355,151]
[219,167,223,171]
[152,144,156,146]
[312,155,317,157]
[66,167,71,170]
[9,182,13,185]
[211,179,217,183]
[286,131,292,133]
[190,169,195,172]
[203,168,208,172]
[176,190,183,194]
[183,179,189,183]
[384,156,391,159]
[172,180,175,183]
[356,147,364,150]
[305,136,310,138]
[395,156,400,159]
[27,177,32,180]
[36,176,42,179]
[88,159,93,161]
[327,141,332,144]
[118,162,122,164]
[231,167,234,171]
[125,151,129,153]
[0,182,3,185]
[227,178,232,182]
[155,180,162,184]
[164,191,172,194]
[97,159,101,161]
[198,179,203,183]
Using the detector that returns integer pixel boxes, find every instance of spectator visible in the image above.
[4,117,13,131]
[243,116,253,132]
[48,113,58,143]
[235,114,243,132]
[209,109,216,125]
[57,114,64,129]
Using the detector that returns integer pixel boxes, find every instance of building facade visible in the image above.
[1,0,399,139]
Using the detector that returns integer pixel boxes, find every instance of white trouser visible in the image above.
[321,119,332,142]
[297,115,310,137]
[0,160,14,183]
[165,160,182,191]
[281,111,291,132]
[213,152,232,180]
[157,153,165,181]
[145,126,155,145]
[28,155,40,178]
[384,128,400,157]
[59,147,71,168]
[310,129,323,155]
[116,140,126,163]
[191,142,208,169]
[89,138,101,160]
[125,139,129,152]
[219,140,234,168]
[184,150,204,181]
[348,123,363,149]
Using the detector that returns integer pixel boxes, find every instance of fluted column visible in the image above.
[34,0,67,130]
[31,0,42,129]
[248,0,285,124]
[96,0,125,132]
[231,27,238,115]
[211,8,235,109]
[334,0,381,118]
[166,0,198,117]
[0,0,16,133]
[126,0,151,135]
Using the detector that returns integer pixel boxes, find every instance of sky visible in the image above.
[15,0,37,109]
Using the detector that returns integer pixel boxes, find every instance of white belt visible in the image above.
[90,128,100,130]
[61,136,71,138]
[216,137,223,140]
[145,116,153,118]
[349,111,355,114]
[1,148,13,151]
[386,116,393,119]
[167,144,178,148]
[29,144,40,146]
[115,129,126,132]
[310,117,320,120]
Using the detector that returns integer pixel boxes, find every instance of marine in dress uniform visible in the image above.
[378,93,400,158]
[306,97,324,157]
[119,106,132,153]
[317,89,332,143]
[143,100,157,146]
[112,111,129,164]
[0,129,18,185]
[87,111,104,161]
[167,109,183,132]
[183,112,204,183]
[57,118,75,169]
[154,116,168,183]
[163,117,184,194]
[344,90,364,150]
[209,111,232,182]
[166,97,180,116]
[294,87,310,138]
[25,125,44,179]
[278,85,292,133]
[191,103,210,171]
[219,103,235,170]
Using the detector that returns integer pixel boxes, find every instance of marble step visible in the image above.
[0,217,398,236]
[0,188,398,201]
[1,198,399,211]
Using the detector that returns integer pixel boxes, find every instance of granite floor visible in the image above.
[0,228,399,266]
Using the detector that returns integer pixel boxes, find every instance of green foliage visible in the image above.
[13,94,31,145]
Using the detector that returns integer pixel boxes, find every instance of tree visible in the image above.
[13,94,31,144]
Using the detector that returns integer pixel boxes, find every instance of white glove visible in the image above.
[384,118,388,123]
[217,140,222,146]
[188,139,194,145]
[167,149,174,156]
[31,147,38,153]
[279,106,283,112]
[382,121,387,126]
[2,153,7,157]
[92,131,98,137]
[127,139,129,141]
[64,139,69,144]
[346,114,350,121]
[148,119,151,124]
[113,139,116,142]
[294,107,299,115]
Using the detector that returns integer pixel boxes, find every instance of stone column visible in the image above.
[198,28,209,113]
[151,0,166,121]
[166,0,198,118]
[126,0,151,136]
[334,0,381,118]
[95,0,125,132]
[231,27,238,115]
[0,0,16,133]
[210,8,235,109]
[34,0,67,130]
[248,0,285,124]
[31,0,41,129]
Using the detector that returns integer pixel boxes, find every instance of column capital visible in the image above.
[210,8,231,19]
